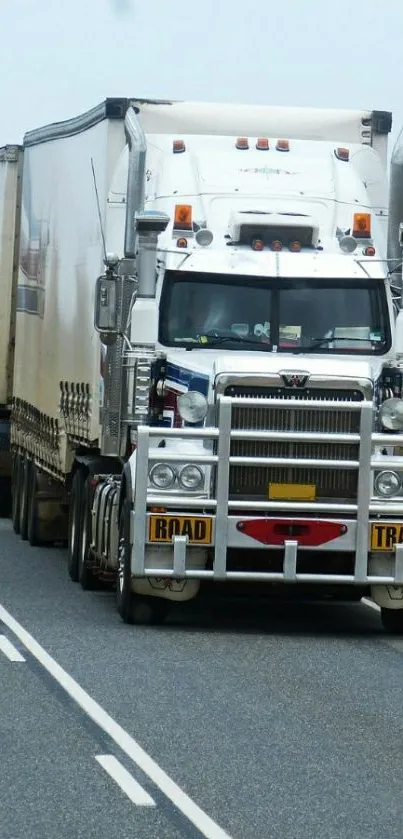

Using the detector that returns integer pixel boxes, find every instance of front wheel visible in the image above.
[381,607,403,635]
[116,499,135,623]
[116,499,169,626]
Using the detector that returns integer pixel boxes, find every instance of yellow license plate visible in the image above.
[268,483,316,501]
[371,522,403,551]
[148,515,212,544]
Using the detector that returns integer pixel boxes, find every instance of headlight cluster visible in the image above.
[149,462,204,491]
[374,470,402,498]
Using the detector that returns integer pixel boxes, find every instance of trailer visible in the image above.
[0,144,22,516]
[8,96,403,632]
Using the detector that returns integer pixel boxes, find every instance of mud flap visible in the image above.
[130,545,207,602]
[369,553,403,610]
[132,577,201,602]
[371,584,403,610]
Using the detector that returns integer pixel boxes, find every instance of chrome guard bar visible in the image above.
[131,396,403,585]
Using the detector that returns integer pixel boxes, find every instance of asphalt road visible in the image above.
[2,518,403,839]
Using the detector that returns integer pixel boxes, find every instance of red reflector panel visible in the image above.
[237,519,347,546]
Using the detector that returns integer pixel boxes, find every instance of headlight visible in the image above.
[177,391,208,424]
[178,464,204,490]
[379,398,403,431]
[149,463,176,489]
[374,470,402,498]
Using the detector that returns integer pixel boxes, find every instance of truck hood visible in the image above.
[165,348,384,398]
[212,352,381,386]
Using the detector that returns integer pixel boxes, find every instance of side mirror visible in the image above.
[94,275,118,339]
[399,222,403,249]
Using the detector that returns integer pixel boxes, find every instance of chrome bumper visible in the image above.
[130,396,403,586]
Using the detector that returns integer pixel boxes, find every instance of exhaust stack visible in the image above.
[135,211,170,298]
[124,106,146,259]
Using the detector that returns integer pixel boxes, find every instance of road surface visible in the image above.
[1,518,403,839]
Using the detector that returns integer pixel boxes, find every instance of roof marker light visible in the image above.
[276,139,290,152]
[271,240,283,251]
[236,137,249,149]
[256,138,269,150]
[173,139,186,153]
[289,241,301,252]
[251,238,264,251]
[352,212,371,239]
[335,147,350,161]
[176,237,188,248]
[363,245,376,256]
[173,204,193,231]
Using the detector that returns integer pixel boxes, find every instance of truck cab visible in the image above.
[93,111,403,630]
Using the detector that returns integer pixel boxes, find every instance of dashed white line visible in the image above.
[96,755,156,807]
[362,597,381,613]
[0,603,233,839]
[0,634,25,662]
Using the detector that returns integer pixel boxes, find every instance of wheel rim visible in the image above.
[20,464,27,520]
[80,508,87,572]
[118,534,124,593]
[70,495,76,554]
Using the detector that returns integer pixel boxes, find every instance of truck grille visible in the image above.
[223,386,364,501]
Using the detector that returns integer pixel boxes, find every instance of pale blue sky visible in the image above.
[2,0,403,154]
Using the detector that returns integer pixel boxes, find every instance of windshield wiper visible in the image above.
[185,334,272,351]
[292,336,383,354]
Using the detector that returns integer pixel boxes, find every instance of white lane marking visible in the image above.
[362,597,381,613]
[0,604,233,839]
[96,755,156,807]
[0,634,25,662]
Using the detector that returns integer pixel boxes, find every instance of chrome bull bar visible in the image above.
[130,396,403,585]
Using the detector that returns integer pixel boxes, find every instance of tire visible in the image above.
[78,478,96,590]
[19,456,31,541]
[27,462,40,547]
[67,469,86,582]
[116,498,169,626]
[380,607,403,635]
[116,499,135,623]
[11,454,22,534]
[0,476,11,518]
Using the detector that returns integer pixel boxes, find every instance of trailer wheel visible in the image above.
[117,498,169,626]
[78,478,96,590]
[68,469,86,582]
[0,477,11,518]
[380,607,403,635]
[11,454,22,534]
[27,463,40,547]
[19,456,31,541]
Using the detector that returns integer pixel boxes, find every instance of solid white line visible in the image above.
[0,634,25,662]
[362,597,381,613]
[96,755,156,807]
[0,604,233,839]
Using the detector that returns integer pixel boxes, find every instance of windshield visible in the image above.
[159,271,390,353]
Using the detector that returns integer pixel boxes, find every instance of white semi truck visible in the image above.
[5,96,403,632]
